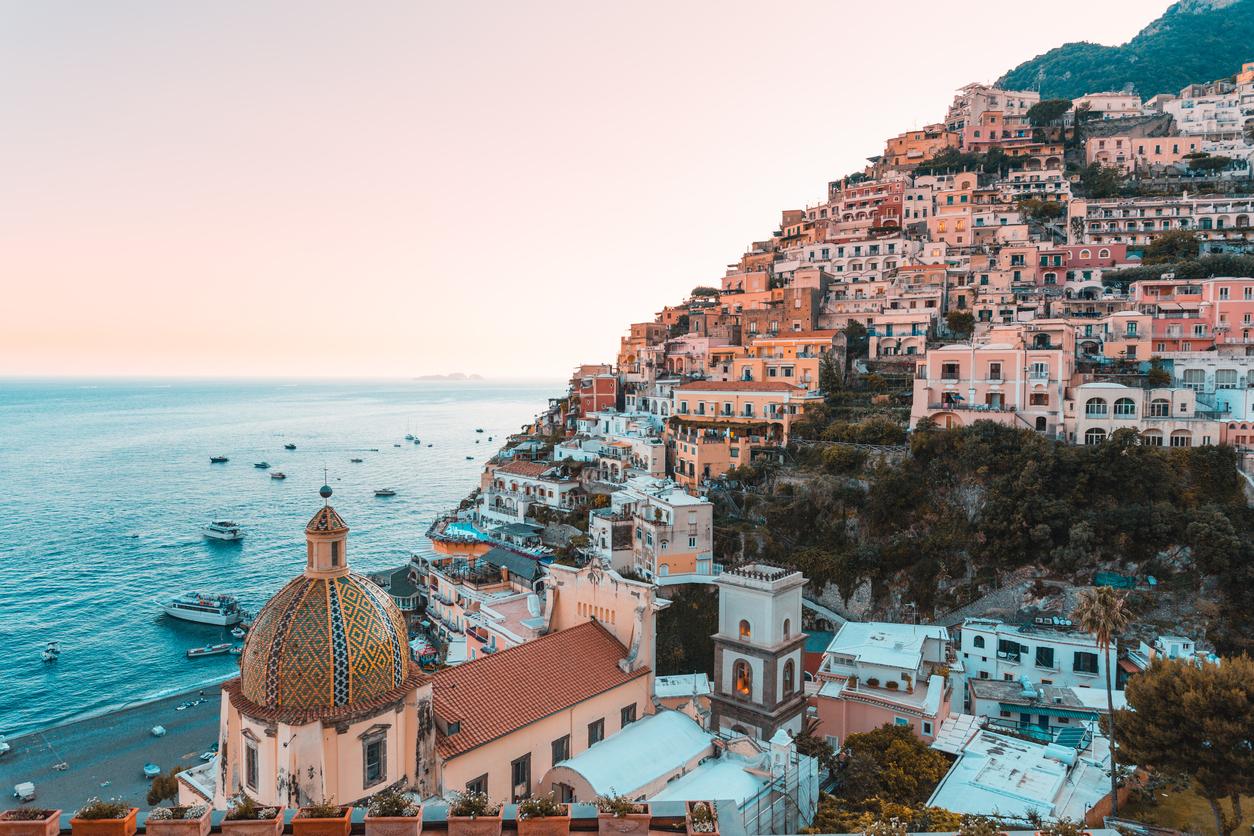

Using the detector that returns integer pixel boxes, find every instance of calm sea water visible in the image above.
[0,378,559,737]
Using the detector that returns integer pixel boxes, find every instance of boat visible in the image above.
[393,443,402,448]
[465,455,474,460]
[405,434,414,441]
[203,520,244,540]
[350,457,363,463]
[284,443,296,450]
[475,428,484,433]
[374,488,397,497]
[163,593,244,626]
[186,643,234,659]
[427,443,433,447]
[41,641,61,663]
[270,471,286,480]
[209,456,229,464]
[228,646,243,656]
[143,763,161,779]
[253,462,270,469]
[413,438,421,444]
[230,626,247,639]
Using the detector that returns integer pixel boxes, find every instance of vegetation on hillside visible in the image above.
[1104,254,1254,289]
[998,0,1254,99]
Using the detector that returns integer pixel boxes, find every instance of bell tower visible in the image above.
[305,483,350,578]
[709,564,807,741]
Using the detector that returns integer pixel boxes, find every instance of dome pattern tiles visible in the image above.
[240,571,410,713]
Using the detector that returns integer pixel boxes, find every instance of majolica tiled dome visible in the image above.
[239,506,411,714]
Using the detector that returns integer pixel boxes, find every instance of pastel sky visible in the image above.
[2,0,1174,379]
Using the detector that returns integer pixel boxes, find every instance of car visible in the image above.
[143,763,161,779]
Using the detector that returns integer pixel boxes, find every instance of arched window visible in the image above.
[1216,369,1238,389]
[1098,248,1110,259]
[734,660,752,696]
[1142,430,1164,446]
[1114,398,1136,417]
[1170,431,1192,448]
[1085,428,1107,445]
[783,660,795,695]
[782,618,791,639]
[1085,398,1108,417]
[1150,399,1170,417]
[1079,249,1091,259]
[973,635,985,649]
[739,620,751,640]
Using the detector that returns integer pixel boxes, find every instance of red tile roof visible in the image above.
[675,380,804,393]
[432,621,649,759]
[495,460,550,477]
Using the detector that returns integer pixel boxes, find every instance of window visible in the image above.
[1073,651,1099,674]
[989,362,1002,381]
[739,619,751,640]
[331,540,340,567]
[783,618,791,639]
[1035,647,1055,669]
[973,635,985,649]
[1142,430,1164,447]
[734,659,753,696]
[922,721,933,736]
[1150,399,1170,417]
[363,735,386,787]
[1170,432,1192,448]
[1085,428,1107,445]
[1030,393,1048,406]
[941,363,960,381]
[466,774,488,796]
[588,718,605,747]
[894,717,910,727]
[245,739,259,791]
[783,660,796,695]
[1217,369,1238,389]
[1114,398,1135,417]
[551,734,570,765]
[1085,398,1108,417]
[510,754,531,802]
[621,704,637,727]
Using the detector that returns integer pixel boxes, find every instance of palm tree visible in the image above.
[1072,586,1131,816]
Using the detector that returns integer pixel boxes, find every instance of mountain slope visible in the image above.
[998,0,1254,99]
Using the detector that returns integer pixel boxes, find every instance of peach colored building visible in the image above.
[884,124,959,168]
[1067,382,1224,447]
[1085,134,1202,174]
[809,622,954,747]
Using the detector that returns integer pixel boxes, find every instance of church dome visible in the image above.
[238,504,413,716]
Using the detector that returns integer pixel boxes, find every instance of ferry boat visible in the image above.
[209,456,229,464]
[284,443,296,450]
[164,593,244,626]
[374,488,397,497]
[270,471,287,480]
[203,520,244,540]
[253,461,270,469]
[186,643,234,659]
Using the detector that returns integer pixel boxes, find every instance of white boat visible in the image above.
[374,488,397,497]
[230,626,247,639]
[203,520,244,540]
[163,593,244,626]
[186,643,234,658]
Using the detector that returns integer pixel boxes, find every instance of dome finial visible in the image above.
[319,467,332,502]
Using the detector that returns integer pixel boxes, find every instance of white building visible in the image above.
[957,618,1112,695]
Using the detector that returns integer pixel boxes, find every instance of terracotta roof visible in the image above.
[675,380,804,393]
[495,460,550,478]
[432,621,649,760]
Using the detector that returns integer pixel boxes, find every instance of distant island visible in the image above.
[413,372,484,381]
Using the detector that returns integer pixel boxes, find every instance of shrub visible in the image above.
[224,795,279,821]
[447,792,500,819]
[885,680,899,691]
[863,818,908,836]
[594,793,646,817]
[958,815,1006,836]
[75,800,131,820]
[517,795,566,819]
[298,802,345,819]
[147,806,208,822]
[865,677,880,687]
[0,811,57,822]
[1037,818,1087,836]
[367,790,420,818]
[687,802,717,833]
[821,445,867,474]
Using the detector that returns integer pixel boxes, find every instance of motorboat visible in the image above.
[253,462,270,469]
[41,641,61,663]
[0,735,10,757]
[203,520,244,540]
[143,763,161,779]
[465,455,474,460]
[230,626,247,639]
[413,438,421,445]
[186,643,234,658]
[405,434,414,441]
[228,646,242,656]
[475,428,484,433]
[374,488,397,497]
[209,456,229,464]
[350,457,363,463]
[164,593,244,626]
[284,443,296,450]
[270,472,286,480]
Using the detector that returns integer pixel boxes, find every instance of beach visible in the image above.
[0,683,223,811]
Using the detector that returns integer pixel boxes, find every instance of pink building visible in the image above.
[809,622,954,747]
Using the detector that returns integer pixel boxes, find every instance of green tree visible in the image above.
[1144,230,1200,265]
[1026,98,1072,127]
[946,310,974,338]
[1114,656,1254,836]
[1188,154,1235,173]
[844,321,869,359]
[690,285,720,298]
[147,767,182,805]
[791,715,839,776]
[1079,163,1123,198]
[819,350,844,397]
[1072,586,1131,815]
[837,723,952,807]
[1146,357,1172,387]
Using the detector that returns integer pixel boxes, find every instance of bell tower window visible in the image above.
[739,620,751,640]
[734,660,752,696]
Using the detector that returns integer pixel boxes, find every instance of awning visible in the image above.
[998,702,1101,720]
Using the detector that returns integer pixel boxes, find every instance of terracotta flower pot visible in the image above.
[220,807,285,836]
[684,802,718,836]
[364,811,422,836]
[71,808,138,836]
[446,815,501,836]
[145,808,211,836]
[0,810,62,836]
[292,808,351,836]
[596,809,651,836]
[517,806,570,836]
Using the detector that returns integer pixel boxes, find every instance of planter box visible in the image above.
[145,808,212,836]
[684,803,718,836]
[70,808,138,836]
[364,811,422,836]
[0,810,62,836]
[292,808,351,836]
[446,815,502,836]
[517,806,570,836]
[596,810,651,835]
[220,808,285,836]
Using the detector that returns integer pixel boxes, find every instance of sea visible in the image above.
[0,378,560,738]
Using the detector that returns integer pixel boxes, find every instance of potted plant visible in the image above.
[1035,818,1090,836]
[292,802,350,836]
[594,793,650,835]
[0,809,61,836]
[445,792,501,836]
[220,795,284,836]
[365,790,422,836]
[145,806,211,836]
[957,815,1008,836]
[685,802,718,836]
[515,795,569,836]
[70,800,138,836]
[865,677,880,688]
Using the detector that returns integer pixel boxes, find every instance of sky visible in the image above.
[1,0,1176,379]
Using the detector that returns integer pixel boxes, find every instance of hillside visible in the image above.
[998,0,1254,99]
